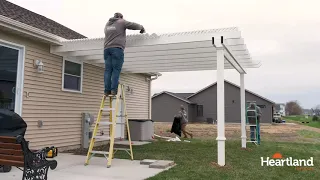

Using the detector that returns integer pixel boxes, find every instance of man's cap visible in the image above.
[114,12,123,18]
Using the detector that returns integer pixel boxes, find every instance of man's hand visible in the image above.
[140,27,145,34]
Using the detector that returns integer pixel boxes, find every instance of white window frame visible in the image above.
[61,58,83,93]
[0,39,25,116]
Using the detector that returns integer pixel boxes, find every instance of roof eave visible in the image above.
[187,80,275,104]
[145,72,162,76]
[0,15,65,45]
[152,91,193,104]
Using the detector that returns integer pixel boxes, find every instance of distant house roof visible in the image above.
[152,91,194,104]
[187,80,275,104]
[0,0,86,39]
[172,93,194,100]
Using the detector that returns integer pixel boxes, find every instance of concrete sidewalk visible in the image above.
[0,153,171,180]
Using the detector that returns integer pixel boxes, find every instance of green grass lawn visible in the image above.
[284,116,320,128]
[114,139,320,180]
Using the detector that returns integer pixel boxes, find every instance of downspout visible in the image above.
[146,74,159,119]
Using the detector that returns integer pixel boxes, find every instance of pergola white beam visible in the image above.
[75,49,250,61]
[212,36,246,73]
[87,61,260,73]
[51,28,242,53]
[50,27,260,73]
[223,43,245,73]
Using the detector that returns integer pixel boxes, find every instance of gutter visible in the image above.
[147,74,160,81]
[146,74,161,119]
[0,15,65,45]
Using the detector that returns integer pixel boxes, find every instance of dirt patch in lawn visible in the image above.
[154,122,320,143]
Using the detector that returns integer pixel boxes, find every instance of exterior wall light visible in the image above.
[34,60,44,73]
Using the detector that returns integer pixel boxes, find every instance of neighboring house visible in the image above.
[0,0,160,149]
[303,109,313,116]
[152,80,275,124]
[274,103,286,116]
[151,92,196,123]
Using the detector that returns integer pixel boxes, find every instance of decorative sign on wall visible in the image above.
[126,86,133,94]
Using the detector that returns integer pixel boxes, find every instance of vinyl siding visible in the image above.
[152,93,191,122]
[0,29,150,150]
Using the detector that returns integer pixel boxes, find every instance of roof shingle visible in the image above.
[0,0,87,39]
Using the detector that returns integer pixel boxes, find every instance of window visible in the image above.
[257,105,266,108]
[62,59,83,92]
[197,105,203,117]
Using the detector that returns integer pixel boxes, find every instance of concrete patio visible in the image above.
[0,153,172,180]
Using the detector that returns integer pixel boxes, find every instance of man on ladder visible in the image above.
[103,12,145,96]
[246,102,262,145]
[85,13,145,168]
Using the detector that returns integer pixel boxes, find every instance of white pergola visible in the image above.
[50,27,261,166]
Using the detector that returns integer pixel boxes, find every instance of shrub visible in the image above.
[312,115,319,121]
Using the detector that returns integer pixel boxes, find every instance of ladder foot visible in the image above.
[107,165,111,168]
[84,163,88,166]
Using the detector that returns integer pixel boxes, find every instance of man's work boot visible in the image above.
[109,90,117,97]
[104,91,111,96]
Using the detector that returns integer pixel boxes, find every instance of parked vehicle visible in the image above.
[273,113,282,123]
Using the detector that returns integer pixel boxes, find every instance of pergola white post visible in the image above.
[240,73,246,148]
[215,37,226,166]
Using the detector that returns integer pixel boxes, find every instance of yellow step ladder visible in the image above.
[84,83,133,168]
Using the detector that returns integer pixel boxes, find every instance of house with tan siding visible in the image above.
[0,0,160,150]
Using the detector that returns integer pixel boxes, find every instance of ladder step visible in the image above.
[114,148,130,151]
[110,97,123,100]
[116,122,126,125]
[98,122,126,125]
[101,108,115,111]
[94,136,110,140]
[90,150,109,155]
[98,122,113,125]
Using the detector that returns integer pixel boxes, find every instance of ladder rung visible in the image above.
[94,136,110,140]
[98,122,126,125]
[101,108,115,111]
[116,122,126,124]
[98,122,113,125]
[110,97,123,100]
[116,115,127,117]
[90,150,109,155]
[114,148,130,151]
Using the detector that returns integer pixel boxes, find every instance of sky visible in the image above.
[8,0,320,109]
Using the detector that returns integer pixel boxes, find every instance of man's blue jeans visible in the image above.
[104,47,124,94]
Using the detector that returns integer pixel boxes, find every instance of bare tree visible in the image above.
[311,105,320,116]
[285,100,303,115]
